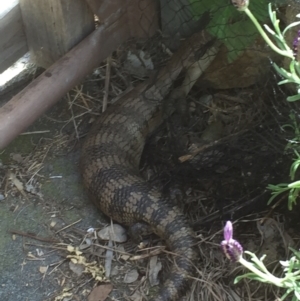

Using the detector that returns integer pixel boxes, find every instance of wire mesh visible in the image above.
[1,1,297,300]
[126,0,294,217]
[120,1,299,300]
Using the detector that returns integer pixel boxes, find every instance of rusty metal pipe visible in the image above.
[0,12,130,149]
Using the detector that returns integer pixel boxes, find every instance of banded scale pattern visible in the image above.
[81,30,217,301]
[80,90,197,301]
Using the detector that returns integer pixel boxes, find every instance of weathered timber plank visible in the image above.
[0,0,28,74]
[19,0,95,68]
[0,13,131,149]
[86,0,159,38]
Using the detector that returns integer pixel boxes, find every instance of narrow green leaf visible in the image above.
[287,95,300,102]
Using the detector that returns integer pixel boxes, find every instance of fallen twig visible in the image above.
[8,229,59,243]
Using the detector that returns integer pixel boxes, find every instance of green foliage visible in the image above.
[217,2,300,300]
[235,250,300,301]
[283,112,300,154]
[267,181,300,210]
[268,113,300,210]
[189,0,282,62]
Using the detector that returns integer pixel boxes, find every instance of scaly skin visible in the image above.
[81,31,217,301]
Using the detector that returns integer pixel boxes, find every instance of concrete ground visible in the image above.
[0,98,106,301]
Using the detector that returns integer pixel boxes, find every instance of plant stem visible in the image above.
[244,8,294,59]
[239,257,284,287]
[288,180,300,188]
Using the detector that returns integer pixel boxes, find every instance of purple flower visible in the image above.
[221,221,243,262]
[293,30,300,61]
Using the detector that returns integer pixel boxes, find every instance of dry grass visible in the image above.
[1,34,299,301]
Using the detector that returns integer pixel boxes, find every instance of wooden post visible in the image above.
[86,0,159,38]
[0,16,131,149]
[19,0,95,68]
[0,0,28,74]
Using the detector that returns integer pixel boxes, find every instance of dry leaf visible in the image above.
[50,220,57,228]
[54,290,73,301]
[118,245,130,260]
[36,249,44,256]
[69,261,84,276]
[120,254,130,260]
[27,252,38,259]
[11,153,23,163]
[124,269,139,283]
[88,284,113,301]
[79,238,92,250]
[39,266,48,274]
[98,224,127,243]
[67,245,75,252]
[149,256,162,286]
[8,171,27,199]
[67,245,106,281]
[124,50,154,78]
[111,266,119,276]
[25,183,36,194]
[130,291,143,301]
[105,241,113,278]
[60,277,66,287]
[9,172,23,190]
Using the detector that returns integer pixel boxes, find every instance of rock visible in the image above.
[200,39,282,89]
[98,224,127,243]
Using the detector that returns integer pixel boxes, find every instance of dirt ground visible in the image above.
[1,51,300,301]
[0,98,102,300]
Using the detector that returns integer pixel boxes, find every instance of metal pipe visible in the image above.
[0,12,130,149]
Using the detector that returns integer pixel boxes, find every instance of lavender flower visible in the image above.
[220,221,289,289]
[221,221,243,262]
[293,30,300,61]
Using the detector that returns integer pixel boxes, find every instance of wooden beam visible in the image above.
[0,0,28,74]
[0,12,131,149]
[19,0,95,68]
